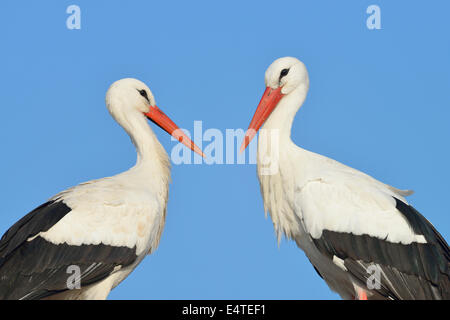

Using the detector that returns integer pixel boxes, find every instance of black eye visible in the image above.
[279,68,290,80]
[138,89,149,102]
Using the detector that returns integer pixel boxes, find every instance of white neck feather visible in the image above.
[114,108,171,184]
[261,85,308,139]
[109,106,170,254]
[257,84,309,242]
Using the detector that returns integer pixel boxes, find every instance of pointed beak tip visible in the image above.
[240,86,284,152]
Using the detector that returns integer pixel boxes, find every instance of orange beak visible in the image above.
[145,105,205,157]
[240,87,284,152]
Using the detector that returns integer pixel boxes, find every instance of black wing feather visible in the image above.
[0,201,138,300]
[0,200,70,260]
[312,198,449,300]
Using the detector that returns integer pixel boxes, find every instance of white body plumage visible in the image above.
[0,78,202,300]
[245,57,449,300]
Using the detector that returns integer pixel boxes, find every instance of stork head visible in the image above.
[106,78,204,157]
[240,57,309,152]
[106,78,156,115]
[265,57,309,95]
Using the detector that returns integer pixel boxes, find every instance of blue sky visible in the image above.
[0,1,448,299]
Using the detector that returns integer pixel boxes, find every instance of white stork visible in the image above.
[0,78,203,300]
[240,57,449,300]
